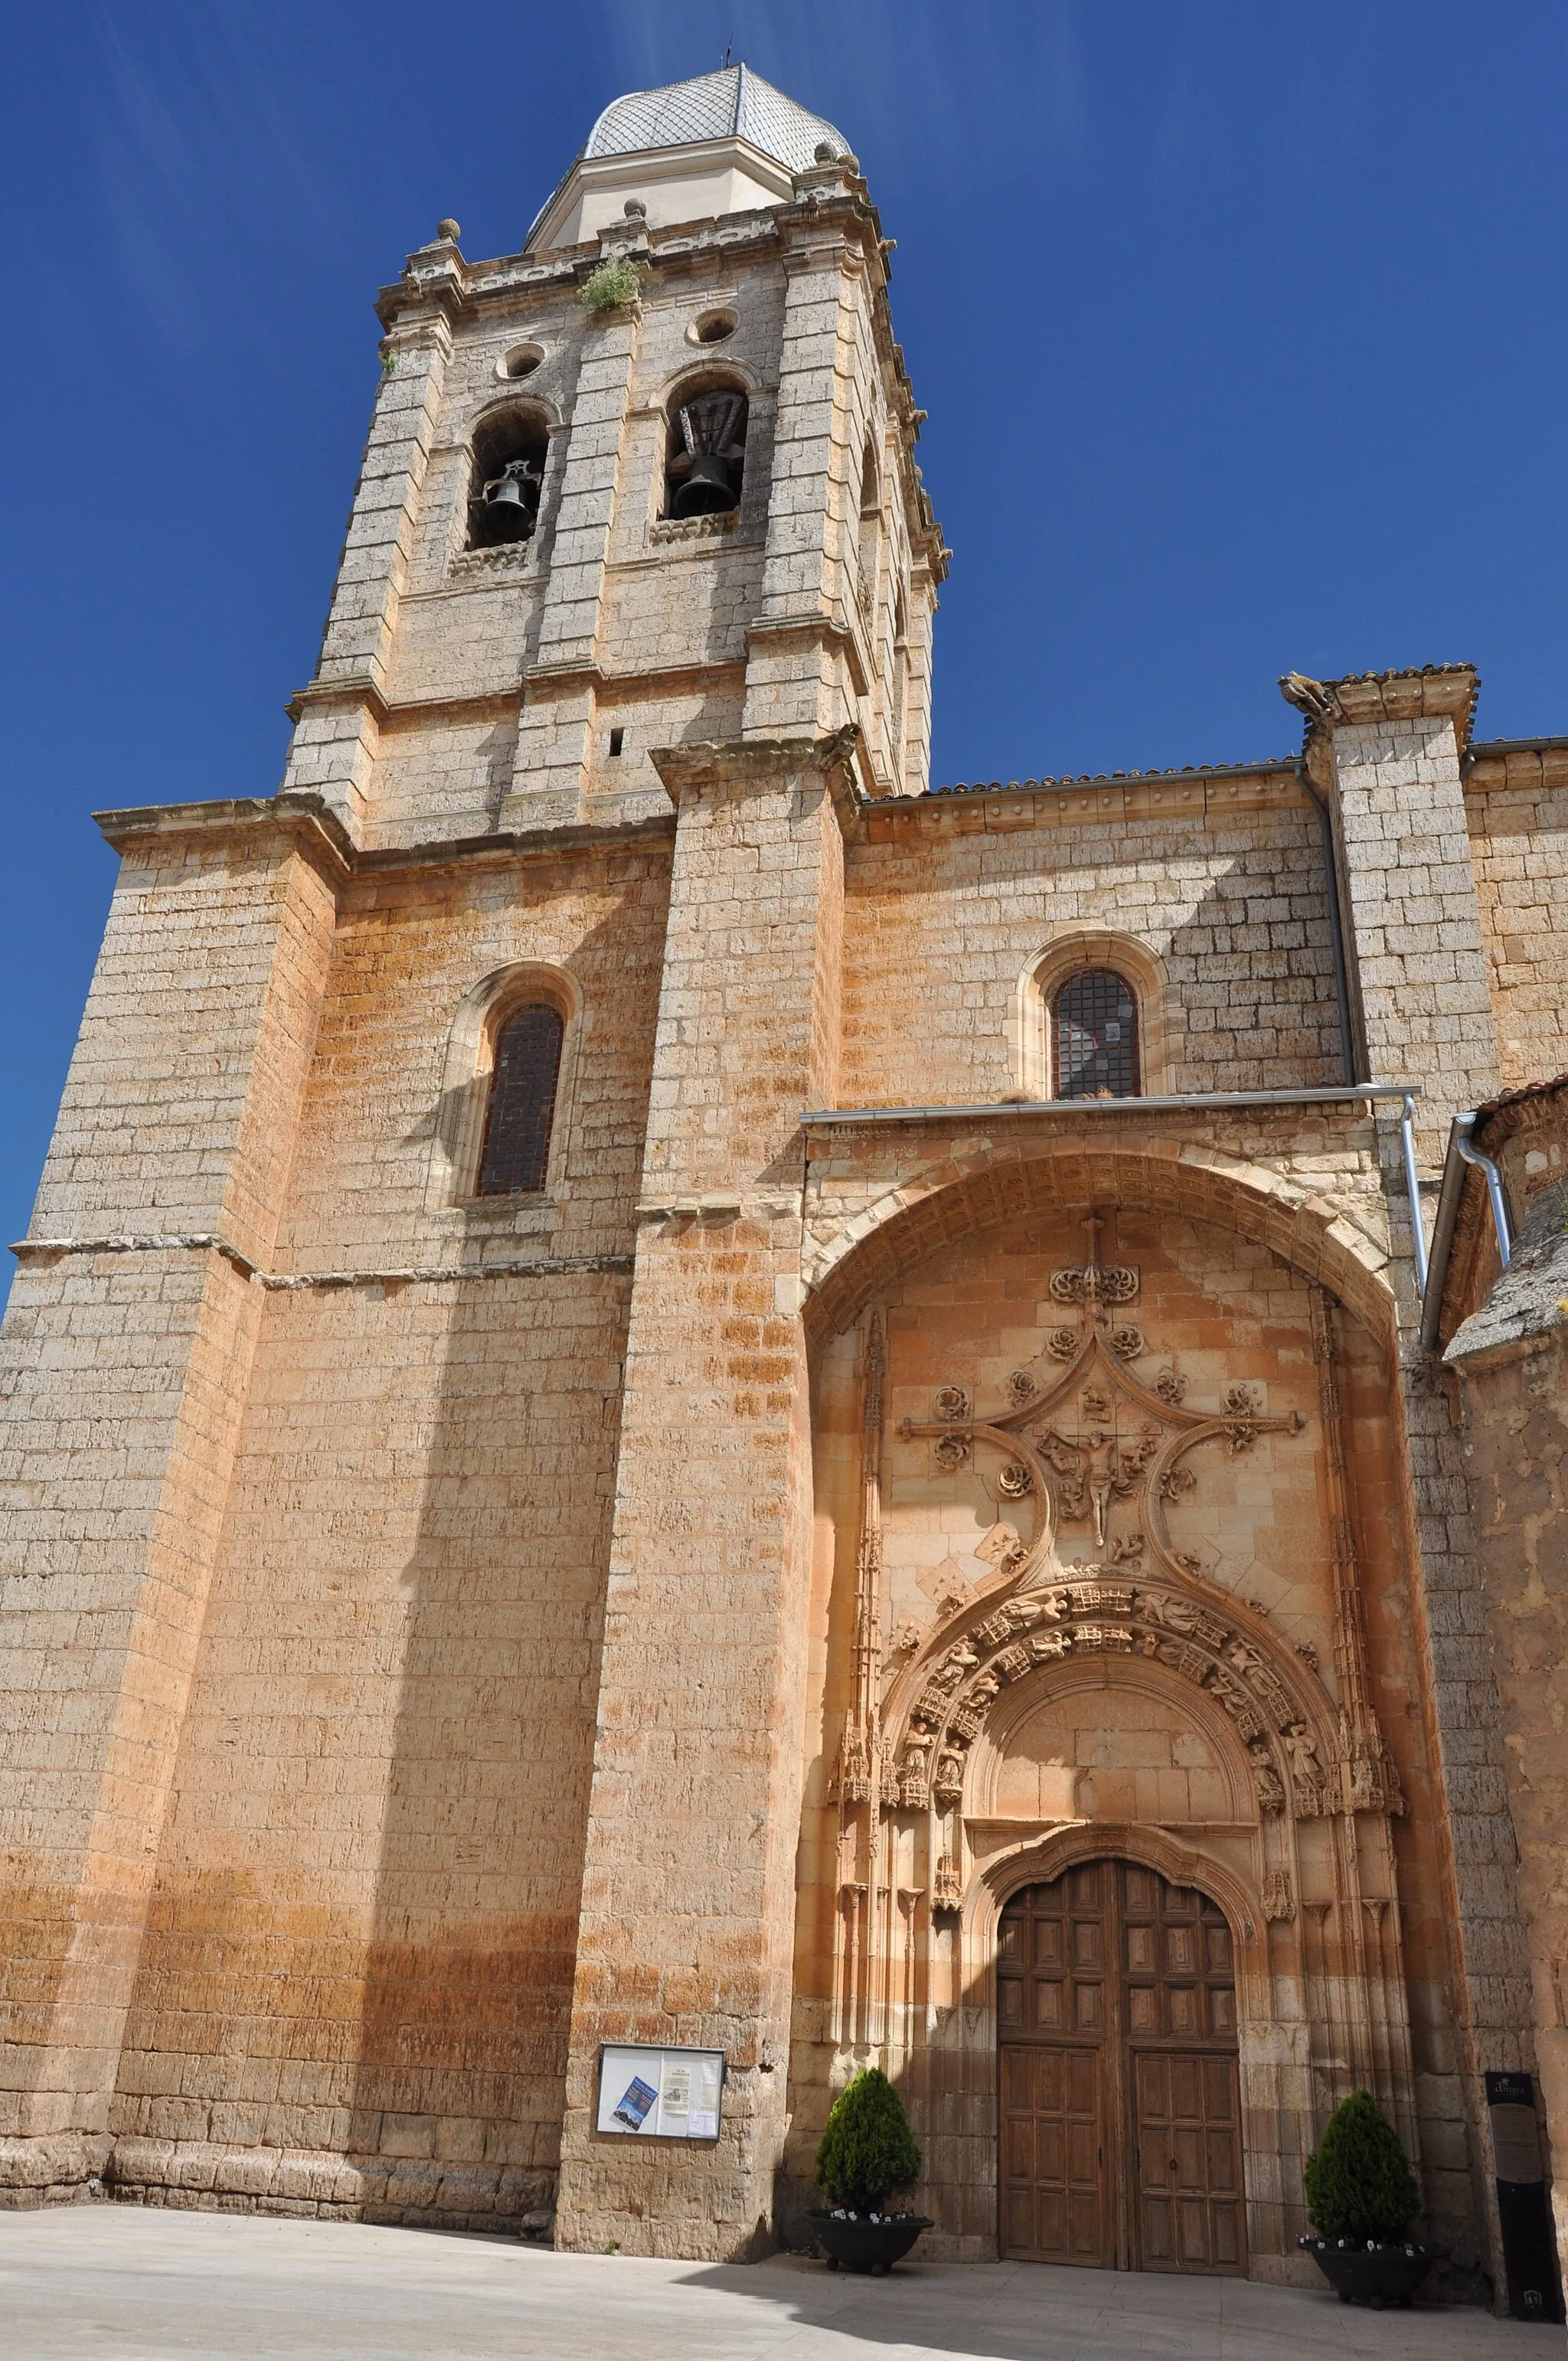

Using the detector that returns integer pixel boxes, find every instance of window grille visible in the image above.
[1051,970,1139,1099]
[477,1003,565,1194]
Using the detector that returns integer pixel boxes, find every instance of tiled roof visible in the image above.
[583,65,846,175]
[924,758,1295,797]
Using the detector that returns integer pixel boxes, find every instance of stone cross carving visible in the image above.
[1034,1419,1155,1548]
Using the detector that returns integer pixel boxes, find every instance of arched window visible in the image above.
[476,1003,565,1194]
[467,407,550,549]
[1051,970,1140,1099]
[664,385,748,518]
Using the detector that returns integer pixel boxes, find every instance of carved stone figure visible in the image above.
[1037,1425,1118,1546]
[932,1855,963,1909]
[1208,1664,1265,1741]
[1249,1740,1286,1814]
[1284,1722,1324,1814]
[1138,1589,1200,1635]
[933,1385,970,1422]
[898,1726,932,1807]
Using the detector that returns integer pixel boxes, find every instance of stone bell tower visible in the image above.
[0,64,945,2253]
[283,61,946,847]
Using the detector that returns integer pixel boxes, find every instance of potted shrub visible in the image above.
[808,2067,933,2274]
[1299,2088,1430,2308]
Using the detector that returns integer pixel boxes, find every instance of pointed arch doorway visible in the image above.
[998,1859,1246,2275]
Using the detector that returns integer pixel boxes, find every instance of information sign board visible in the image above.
[596,2045,725,2141]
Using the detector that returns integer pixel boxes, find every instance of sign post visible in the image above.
[1485,2071,1564,2323]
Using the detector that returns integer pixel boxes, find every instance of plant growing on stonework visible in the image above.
[815,2068,922,2215]
[580,256,642,314]
[1303,2088,1421,2245]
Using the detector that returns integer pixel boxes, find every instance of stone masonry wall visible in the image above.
[841,777,1343,1110]
[554,747,848,2259]
[0,819,338,2201]
[93,824,672,2224]
[1465,748,1568,1092]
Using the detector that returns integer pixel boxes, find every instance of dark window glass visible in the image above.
[477,1004,564,1194]
[1052,970,1140,1099]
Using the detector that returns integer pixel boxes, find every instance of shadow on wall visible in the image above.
[1158,847,1342,1096]
[343,1259,631,2229]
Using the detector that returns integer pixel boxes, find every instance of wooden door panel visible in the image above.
[999,1861,1245,2278]
[1132,2046,1246,2275]
[998,2037,1108,2265]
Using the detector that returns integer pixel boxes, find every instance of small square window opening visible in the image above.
[609,728,625,758]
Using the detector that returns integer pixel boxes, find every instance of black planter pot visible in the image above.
[1300,2236,1431,2308]
[808,2210,933,2274]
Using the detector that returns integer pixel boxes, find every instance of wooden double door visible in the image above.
[998,1860,1246,2274]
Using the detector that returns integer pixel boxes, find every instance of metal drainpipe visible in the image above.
[1417,1112,1514,1352]
[1399,1094,1429,1297]
[1294,758,1357,1086]
[1457,1132,1513,1269]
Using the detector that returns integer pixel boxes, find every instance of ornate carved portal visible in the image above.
[819,1220,1420,2270]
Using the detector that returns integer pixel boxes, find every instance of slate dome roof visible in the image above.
[583,64,848,176]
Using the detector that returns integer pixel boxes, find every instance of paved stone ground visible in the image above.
[0,2208,1555,2359]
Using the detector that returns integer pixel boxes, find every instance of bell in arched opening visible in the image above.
[478,456,542,544]
[466,411,549,551]
[666,388,747,519]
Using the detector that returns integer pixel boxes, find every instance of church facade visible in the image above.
[3,67,1567,2303]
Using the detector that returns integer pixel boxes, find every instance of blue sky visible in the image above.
[3,2,1566,1279]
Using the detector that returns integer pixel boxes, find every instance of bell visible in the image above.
[482,462,537,543]
[671,453,737,518]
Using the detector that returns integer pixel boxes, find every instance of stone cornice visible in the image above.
[94,793,355,883]
[746,611,871,700]
[10,1229,635,1287]
[284,673,389,727]
[94,791,675,881]
[864,763,1306,841]
[1280,664,1480,785]
[651,723,862,834]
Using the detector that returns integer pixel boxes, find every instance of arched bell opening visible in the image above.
[467,405,550,548]
[663,380,748,519]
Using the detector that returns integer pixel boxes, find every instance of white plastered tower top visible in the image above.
[528,63,851,250]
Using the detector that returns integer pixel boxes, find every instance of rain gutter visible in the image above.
[1419,1112,1514,1353]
